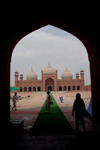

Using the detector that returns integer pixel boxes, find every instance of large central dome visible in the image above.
[43,62,56,74]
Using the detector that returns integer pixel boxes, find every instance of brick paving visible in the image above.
[9,91,100,150]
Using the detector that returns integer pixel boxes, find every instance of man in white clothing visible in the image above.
[12,92,18,110]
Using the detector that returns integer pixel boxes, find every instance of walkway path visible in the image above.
[29,94,74,136]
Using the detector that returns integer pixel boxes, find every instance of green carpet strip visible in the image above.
[29,94,74,136]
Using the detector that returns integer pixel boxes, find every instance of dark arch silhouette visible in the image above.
[68,86,71,91]
[28,87,31,92]
[20,87,22,92]
[24,87,27,91]
[63,86,67,91]
[37,86,41,91]
[73,86,76,90]
[48,86,52,91]
[77,85,80,90]
[33,87,36,91]
[59,86,62,91]
[1,6,100,129]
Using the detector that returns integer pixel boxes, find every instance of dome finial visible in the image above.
[31,67,33,71]
[43,62,56,73]
[66,66,68,70]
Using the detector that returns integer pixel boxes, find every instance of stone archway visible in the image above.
[1,7,100,129]
[45,78,54,91]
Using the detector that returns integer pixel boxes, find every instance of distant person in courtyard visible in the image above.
[72,93,86,132]
[45,91,51,113]
[12,92,18,110]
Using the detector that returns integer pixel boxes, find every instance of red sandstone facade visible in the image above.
[15,67,89,92]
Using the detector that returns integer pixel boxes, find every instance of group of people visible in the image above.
[12,91,86,132]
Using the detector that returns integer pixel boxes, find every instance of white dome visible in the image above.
[43,62,56,74]
[61,67,73,79]
[26,68,37,80]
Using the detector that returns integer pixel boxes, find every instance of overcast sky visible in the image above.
[10,25,91,86]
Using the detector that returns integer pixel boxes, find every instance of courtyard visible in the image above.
[9,91,100,149]
[10,91,91,131]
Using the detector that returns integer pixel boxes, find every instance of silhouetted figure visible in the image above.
[72,93,86,132]
[12,92,18,111]
[45,91,51,113]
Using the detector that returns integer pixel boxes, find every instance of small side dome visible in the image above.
[76,73,79,75]
[61,67,73,79]
[80,69,84,72]
[15,70,19,75]
[26,68,37,80]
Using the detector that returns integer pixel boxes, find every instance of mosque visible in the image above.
[15,62,90,92]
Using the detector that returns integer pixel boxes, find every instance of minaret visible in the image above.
[76,73,79,79]
[20,74,23,80]
[80,69,84,90]
[80,70,84,80]
[15,71,19,87]
[15,70,19,81]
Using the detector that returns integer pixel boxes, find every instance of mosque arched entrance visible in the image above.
[45,78,54,91]
[48,85,52,91]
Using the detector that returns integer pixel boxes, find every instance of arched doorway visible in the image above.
[73,86,76,90]
[28,87,31,91]
[48,85,52,91]
[33,87,36,91]
[1,9,100,128]
[20,87,22,92]
[63,86,67,91]
[59,86,62,91]
[45,78,54,91]
[77,85,80,90]
[24,87,27,91]
[37,86,41,91]
[68,86,71,91]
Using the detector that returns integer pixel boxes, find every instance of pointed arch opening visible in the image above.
[45,78,54,91]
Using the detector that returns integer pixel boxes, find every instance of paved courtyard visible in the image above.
[10,91,91,112]
[9,91,100,150]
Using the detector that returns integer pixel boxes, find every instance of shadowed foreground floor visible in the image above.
[29,94,74,136]
[9,92,100,150]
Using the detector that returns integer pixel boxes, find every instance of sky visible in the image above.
[10,25,91,86]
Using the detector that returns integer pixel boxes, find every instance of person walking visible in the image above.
[45,91,51,113]
[12,92,18,110]
[72,93,86,132]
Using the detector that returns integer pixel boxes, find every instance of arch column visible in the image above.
[81,34,100,125]
[89,53,100,124]
[0,55,10,128]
